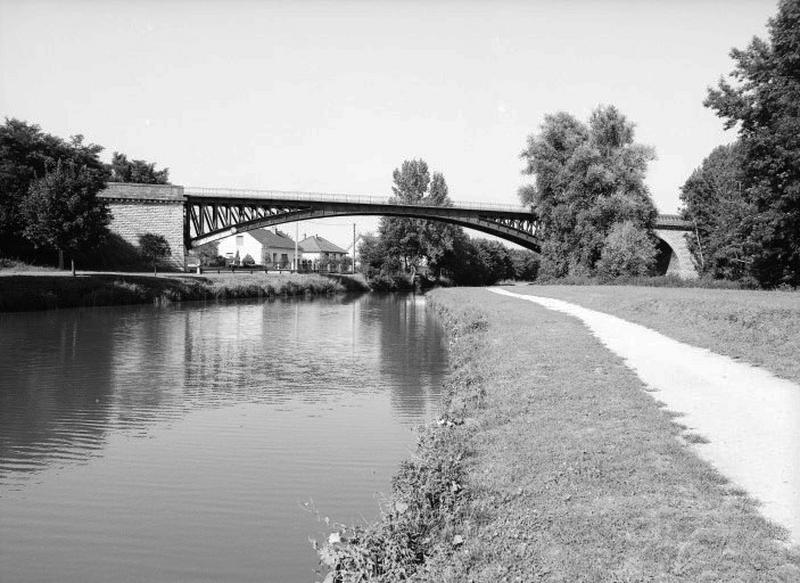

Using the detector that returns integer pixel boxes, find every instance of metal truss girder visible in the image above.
[186,200,541,252]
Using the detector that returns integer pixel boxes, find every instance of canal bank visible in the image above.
[0,271,369,312]
[321,288,799,581]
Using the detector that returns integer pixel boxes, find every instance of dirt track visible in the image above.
[491,287,800,544]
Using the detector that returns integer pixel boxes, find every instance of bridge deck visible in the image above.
[184,187,530,214]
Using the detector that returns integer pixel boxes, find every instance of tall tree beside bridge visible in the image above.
[680,143,751,280]
[109,152,170,184]
[0,119,110,260]
[21,159,111,274]
[379,159,460,275]
[705,0,800,287]
[518,106,657,278]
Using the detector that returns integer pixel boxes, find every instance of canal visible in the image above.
[0,293,448,582]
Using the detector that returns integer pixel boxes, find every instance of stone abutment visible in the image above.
[98,183,186,270]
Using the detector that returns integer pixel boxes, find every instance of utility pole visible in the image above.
[352,223,356,274]
[294,221,299,272]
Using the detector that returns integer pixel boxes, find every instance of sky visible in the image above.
[0,0,776,248]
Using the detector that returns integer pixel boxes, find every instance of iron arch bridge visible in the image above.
[185,187,541,251]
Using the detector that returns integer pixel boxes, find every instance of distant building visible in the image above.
[299,235,349,271]
[217,228,300,268]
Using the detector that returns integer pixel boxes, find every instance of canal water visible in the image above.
[0,293,448,582]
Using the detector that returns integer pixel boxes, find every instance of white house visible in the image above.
[217,228,300,268]
[298,235,349,271]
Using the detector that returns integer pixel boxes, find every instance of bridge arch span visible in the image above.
[189,205,542,252]
[98,183,698,277]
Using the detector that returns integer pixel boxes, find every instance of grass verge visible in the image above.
[505,284,800,385]
[0,272,368,312]
[320,288,799,581]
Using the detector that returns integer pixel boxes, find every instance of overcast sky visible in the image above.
[0,0,775,246]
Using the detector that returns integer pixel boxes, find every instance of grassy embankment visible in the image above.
[320,287,799,582]
[0,272,369,312]
[514,284,800,385]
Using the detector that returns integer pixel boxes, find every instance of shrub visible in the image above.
[596,221,656,280]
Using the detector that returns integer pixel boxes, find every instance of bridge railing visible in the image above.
[184,186,530,213]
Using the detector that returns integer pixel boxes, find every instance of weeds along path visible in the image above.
[491,287,800,546]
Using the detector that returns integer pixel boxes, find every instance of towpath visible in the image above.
[491,287,800,544]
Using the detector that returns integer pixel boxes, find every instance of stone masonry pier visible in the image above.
[98,183,186,270]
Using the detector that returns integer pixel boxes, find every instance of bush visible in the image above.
[596,221,656,280]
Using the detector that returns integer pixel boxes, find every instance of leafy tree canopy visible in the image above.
[509,248,540,281]
[519,105,657,278]
[0,118,108,245]
[596,220,658,280]
[138,233,171,274]
[379,159,461,275]
[109,152,170,184]
[705,0,800,286]
[680,143,751,280]
[21,160,111,259]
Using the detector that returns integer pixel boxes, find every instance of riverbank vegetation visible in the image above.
[319,288,799,581]
[0,272,364,312]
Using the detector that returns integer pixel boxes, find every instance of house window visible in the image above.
[236,235,244,246]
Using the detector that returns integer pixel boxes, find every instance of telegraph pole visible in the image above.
[352,223,356,274]
[294,221,299,272]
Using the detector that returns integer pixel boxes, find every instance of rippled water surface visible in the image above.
[0,293,447,582]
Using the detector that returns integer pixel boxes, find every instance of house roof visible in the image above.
[299,235,348,254]
[248,229,297,250]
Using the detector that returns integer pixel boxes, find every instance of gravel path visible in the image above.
[490,287,800,544]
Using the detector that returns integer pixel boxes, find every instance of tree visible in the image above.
[357,233,390,278]
[509,248,540,280]
[421,172,460,274]
[519,106,658,278]
[138,233,171,275]
[379,160,430,272]
[595,221,658,280]
[705,0,800,286]
[195,241,222,266]
[680,143,751,279]
[378,160,461,276]
[109,152,169,184]
[21,160,111,274]
[1,119,109,258]
[472,239,515,284]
